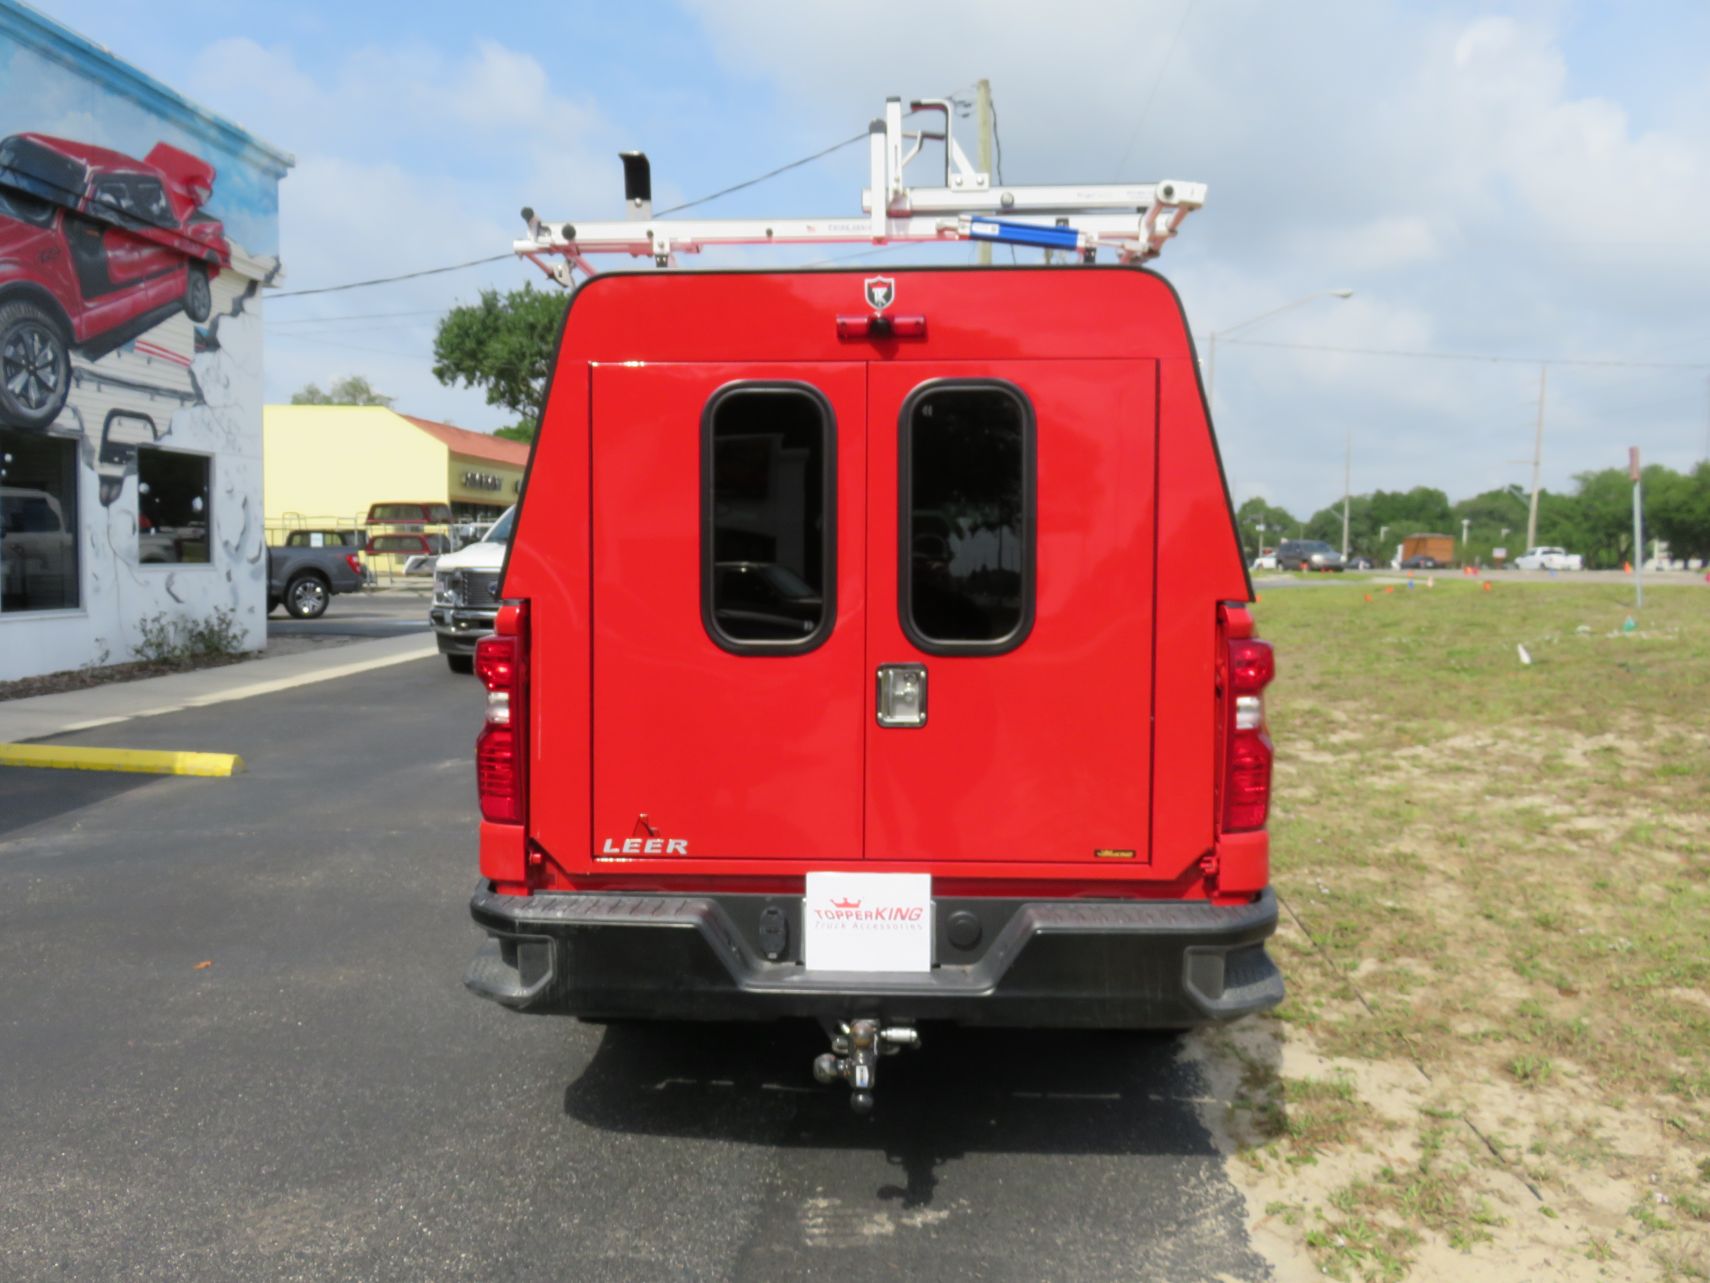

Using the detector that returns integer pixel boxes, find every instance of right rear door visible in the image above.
[862,361,1157,863]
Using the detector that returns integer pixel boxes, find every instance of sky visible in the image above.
[37,0,1710,517]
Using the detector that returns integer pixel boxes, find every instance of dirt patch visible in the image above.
[1197,582,1710,1281]
[0,651,257,702]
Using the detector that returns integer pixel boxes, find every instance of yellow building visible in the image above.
[262,406,529,530]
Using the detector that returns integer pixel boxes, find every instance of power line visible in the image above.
[1219,335,1710,370]
[655,132,867,216]
[262,133,871,302]
[268,254,513,300]
[260,96,970,302]
[1116,0,1198,173]
[801,244,915,268]
[270,307,450,326]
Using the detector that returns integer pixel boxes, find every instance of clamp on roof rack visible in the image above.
[514,96,1205,285]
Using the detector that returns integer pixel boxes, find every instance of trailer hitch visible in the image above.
[812,1018,920,1113]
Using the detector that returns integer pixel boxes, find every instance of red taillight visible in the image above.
[475,605,527,825]
[344,552,363,576]
[1222,637,1275,832]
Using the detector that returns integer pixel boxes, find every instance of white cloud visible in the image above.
[182,35,615,423]
[679,0,1710,512]
[160,5,1710,502]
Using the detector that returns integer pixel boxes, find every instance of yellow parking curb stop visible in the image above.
[0,744,244,777]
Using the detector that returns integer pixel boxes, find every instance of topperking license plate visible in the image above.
[802,872,932,972]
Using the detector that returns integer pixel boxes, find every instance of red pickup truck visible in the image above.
[0,133,230,431]
[464,267,1281,1109]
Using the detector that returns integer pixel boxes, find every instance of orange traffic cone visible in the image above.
[1364,594,1373,603]
[1482,581,1493,592]
[1624,561,1632,574]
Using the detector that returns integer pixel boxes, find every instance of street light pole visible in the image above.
[1204,288,1354,407]
[1341,430,1352,559]
[1526,364,1547,551]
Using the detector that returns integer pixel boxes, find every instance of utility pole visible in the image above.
[1341,430,1352,559]
[975,79,993,267]
[1526,364,1547,551]
[1630,446,1644,609]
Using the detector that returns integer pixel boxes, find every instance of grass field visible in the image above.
[1196,577,1710,1282]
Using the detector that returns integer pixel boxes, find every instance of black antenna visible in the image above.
[619,152,652,220]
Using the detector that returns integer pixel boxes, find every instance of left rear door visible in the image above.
[589,362,866,862]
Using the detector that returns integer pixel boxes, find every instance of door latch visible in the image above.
[876,664,928,728]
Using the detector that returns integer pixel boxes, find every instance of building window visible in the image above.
[900,382,1035,654]
[702,383,834,653]
[0,428,79,613]
[137,448,211,565]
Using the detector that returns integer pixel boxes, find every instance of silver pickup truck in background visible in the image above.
[268,529,368,619]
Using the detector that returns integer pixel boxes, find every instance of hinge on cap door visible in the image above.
[1199,850,1219,880]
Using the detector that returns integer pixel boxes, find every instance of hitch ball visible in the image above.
[810,1019,921,1112]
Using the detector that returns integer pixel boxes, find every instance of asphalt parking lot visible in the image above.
[0,658,1268,1283]
[268,586,434,641]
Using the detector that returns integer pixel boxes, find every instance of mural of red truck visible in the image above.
[0,132,230,430]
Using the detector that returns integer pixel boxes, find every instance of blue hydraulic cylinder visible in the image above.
[965,218,1083,251]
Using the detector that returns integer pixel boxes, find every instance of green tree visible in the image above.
[1649,461,1710,563]
[1452,486,1531,564]
[290,375,393,406]
[1367,487,1453,537]
[1234,497,1298,557]
[1301,486,1454,558]
[432,286,571,440]
[1549,468,1642,568]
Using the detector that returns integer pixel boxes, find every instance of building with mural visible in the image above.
[263,406,528,530]
[0,0,291,682]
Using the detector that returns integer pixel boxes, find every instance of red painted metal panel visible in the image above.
[551,268,1203,366]
[502,356,590,873]
[865,360,1155,863]
[1149,356,1251,879]
[477,820,525,884]
[587,363,866,862]
[502,268,1259,899]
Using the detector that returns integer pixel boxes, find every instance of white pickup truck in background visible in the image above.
[1512,546,1584,571]
[430,506,514,673]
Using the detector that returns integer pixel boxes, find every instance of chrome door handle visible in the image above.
[876,664,927,727]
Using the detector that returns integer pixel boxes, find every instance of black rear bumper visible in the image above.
[466,883,1283,1029]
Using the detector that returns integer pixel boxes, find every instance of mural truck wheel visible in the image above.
[183,266,213,324]
[0,300,70,431]
[285,573,329,619]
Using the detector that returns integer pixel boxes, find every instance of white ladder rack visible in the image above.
[514,97,1205,285]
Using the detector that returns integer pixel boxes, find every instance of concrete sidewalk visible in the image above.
[0,634,437,744]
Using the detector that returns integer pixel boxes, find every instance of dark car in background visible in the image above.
[267,542,366,619]
[1275,539,1346,572]
[0,133,230,430]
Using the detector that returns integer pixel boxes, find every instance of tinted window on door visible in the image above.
[903,384,1034,653]
[703,385,832,652]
